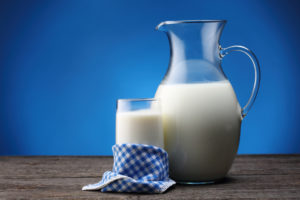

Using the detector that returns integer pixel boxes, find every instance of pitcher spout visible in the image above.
[156,20,228,84]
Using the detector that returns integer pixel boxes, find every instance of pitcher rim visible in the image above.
[156,20,227,30]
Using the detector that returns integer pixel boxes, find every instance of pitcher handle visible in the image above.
[220,45,261,119]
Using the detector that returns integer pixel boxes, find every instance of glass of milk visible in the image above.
[116,98,164,148]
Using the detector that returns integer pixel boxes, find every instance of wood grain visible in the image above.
[0,155,299,199]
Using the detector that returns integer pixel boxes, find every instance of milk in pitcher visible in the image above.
[155,80,242,182]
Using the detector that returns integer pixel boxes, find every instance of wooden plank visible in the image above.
[0,175,300,199]
[0,156,112,179]
[0,155,299,199]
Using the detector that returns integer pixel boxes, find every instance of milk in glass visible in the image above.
[116,109,164,148]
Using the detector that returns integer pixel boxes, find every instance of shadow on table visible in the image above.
[84,177,237,195]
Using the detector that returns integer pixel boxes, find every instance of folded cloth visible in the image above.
[82,143,176,193]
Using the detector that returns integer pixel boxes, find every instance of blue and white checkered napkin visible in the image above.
[82,143,175,193]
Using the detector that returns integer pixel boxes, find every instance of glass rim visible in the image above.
[117,98,159,102]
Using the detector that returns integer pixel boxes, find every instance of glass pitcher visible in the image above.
[155,20,260,184]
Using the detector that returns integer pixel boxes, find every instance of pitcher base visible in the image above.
[177,180,215,185]
[176,177,225,185]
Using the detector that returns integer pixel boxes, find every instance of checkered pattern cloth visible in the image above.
[82,143,175,193]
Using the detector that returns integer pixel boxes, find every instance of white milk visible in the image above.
[155,80,242,182]
[116,109,164,148]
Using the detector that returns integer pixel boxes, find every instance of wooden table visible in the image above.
[0,155,299,199]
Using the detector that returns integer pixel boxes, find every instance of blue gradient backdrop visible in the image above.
[1,0,300,155]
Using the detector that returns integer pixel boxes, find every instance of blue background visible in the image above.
[1,0,300,155]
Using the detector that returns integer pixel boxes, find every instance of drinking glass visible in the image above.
[116,98,164,148]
